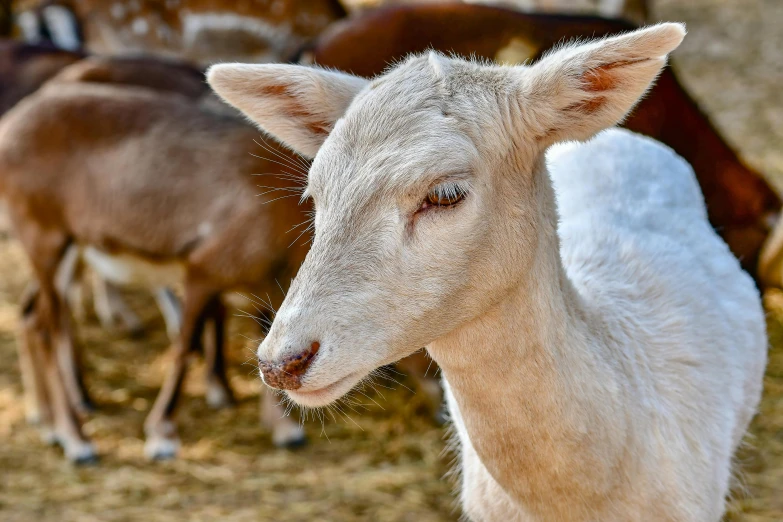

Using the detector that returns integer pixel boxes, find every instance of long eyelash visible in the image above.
[430,182,468,200]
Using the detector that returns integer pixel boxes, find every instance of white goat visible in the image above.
[208,23,767,521]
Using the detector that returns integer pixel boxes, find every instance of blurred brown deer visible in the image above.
[0,41,186,326]
[301,3,780,275]
[16,0,346,64]
[0,39,207,335]
[0,51,318,461]
[0,40,240,341]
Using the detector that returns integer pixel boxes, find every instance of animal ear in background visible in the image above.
[519,23,686,146]
[207,63,368,158]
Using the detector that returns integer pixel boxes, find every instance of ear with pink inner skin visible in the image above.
[207,63,369,158]
[520,23,686,146]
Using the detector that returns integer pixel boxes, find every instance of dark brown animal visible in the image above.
[342,0,648,25]
[301,3,780,274]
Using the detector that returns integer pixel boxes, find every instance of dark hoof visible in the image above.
[73,400,97,421]
[128,325,147,340]
[276,434,307,450]
[150,452,176,462]
[72,453,100,466]
[78,399,97,414]
[64,441,98,464]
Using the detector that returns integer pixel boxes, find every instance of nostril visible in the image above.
[259,340,322,391]
[283,341,320,376]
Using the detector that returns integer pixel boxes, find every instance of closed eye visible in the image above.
[419,182,468,212]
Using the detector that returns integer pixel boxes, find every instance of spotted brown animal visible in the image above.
[17,0,346,65]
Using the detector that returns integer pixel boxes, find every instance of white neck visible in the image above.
[427,165,636,518]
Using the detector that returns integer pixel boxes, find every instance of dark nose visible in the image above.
[259,341,320,390]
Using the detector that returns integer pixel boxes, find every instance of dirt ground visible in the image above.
[0,0,782,521]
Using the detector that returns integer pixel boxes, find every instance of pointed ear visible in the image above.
[521,23,685,146]
[207,64,368,158]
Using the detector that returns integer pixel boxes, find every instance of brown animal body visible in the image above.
[0,76,312,461]
[0,40,212,401]
[0,40,212,339]
[18,0,346,65]
[0,40,84,114]
[302,3,780,273]
[0,39,210,112]
[0,42,195,431]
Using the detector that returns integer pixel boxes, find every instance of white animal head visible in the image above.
[208,23,685,407]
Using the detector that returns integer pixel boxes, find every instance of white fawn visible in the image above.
[208,23,767,520]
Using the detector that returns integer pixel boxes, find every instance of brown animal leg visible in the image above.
[34,273,94,458]
[13,223,95,462]
[44,295,96,461]
[143,277,217,460]
[54,302,93,417]
[16,281,52,431]
[203,296,235,409]
[50,243,93,416]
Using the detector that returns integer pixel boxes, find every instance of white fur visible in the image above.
[110,3,127,20]
[153,288,182,341]
[180,11,293,61]
[17,11,42,43]
[208,23,766,521]
[598,0,628,17]
[82,246,184,288]
[131,17,149,36]
[81,247,183,338]
[41,5,81,51]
